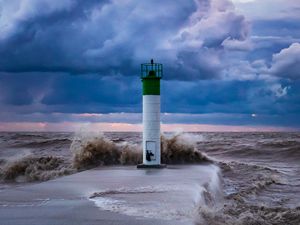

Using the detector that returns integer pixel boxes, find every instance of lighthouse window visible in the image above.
[146,141,156,161]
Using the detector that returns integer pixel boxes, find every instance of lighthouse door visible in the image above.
[146,141,156,161]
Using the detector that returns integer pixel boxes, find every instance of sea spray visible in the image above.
[0,132,210,182]
[71,132,211,170]
[193,166,227,225]
[71,134,142,169]
[0,156,72,182]
[161,133,210,164]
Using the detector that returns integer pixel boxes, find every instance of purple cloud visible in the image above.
[269,43,300,80]
[0,0,300,129]
[0,0,249,80]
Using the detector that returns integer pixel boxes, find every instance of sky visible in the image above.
[0,0,300,132]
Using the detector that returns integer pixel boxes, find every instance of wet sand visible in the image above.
[0,165,217,225]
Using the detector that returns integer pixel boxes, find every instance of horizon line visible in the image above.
[0,122,298,132]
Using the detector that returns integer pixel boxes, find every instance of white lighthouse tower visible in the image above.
[137,59,165,168]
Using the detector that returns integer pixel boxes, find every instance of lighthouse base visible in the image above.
[137,164,167,169]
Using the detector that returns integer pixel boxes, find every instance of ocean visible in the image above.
[0,131,299,224]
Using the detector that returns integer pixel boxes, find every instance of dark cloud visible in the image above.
[41,74,141,113]
[0,72,141,114]
[0,72,51,105]
[0,70,300,126]
[1,72,298,112]
[0,0,249,80]
[0,0,300,128]
[162,79,297,115]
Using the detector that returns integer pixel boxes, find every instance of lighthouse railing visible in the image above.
[141,63,163,79]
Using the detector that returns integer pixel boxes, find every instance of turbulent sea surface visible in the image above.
[0,131,299,224]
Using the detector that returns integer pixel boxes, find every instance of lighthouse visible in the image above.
[137,59,165,169]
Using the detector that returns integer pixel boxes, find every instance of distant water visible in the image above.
[0,131,299,224]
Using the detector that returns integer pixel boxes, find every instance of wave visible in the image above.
[1,133,210,182]
[1,132,299,224]
[71,133,211,170]
[161,134,210,164]
[0,156,73,182]
[9,133,48,140]
[196,161,300,225]
[197,203,300,225]
[71,136,141,170]
[207,144,300,161]
[260,140,300,148]
[219,161,283,198]
[12,138,72,148]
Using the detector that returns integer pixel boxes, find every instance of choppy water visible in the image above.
[0,131,299,224]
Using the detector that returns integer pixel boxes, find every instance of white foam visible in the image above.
[90,185,196,221]
[89,165,223,223]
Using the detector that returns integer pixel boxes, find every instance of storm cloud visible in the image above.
[0,0,300,129]
[0,0,249,79]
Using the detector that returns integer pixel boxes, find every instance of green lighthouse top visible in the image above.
[141,59,162,95]
[141,59,163,80]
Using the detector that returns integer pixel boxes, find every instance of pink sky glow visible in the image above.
[0,122,296,132]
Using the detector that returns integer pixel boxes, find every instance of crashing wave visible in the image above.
[71,133,211,170]
[0,132,210,182]
[0,156,73,182]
